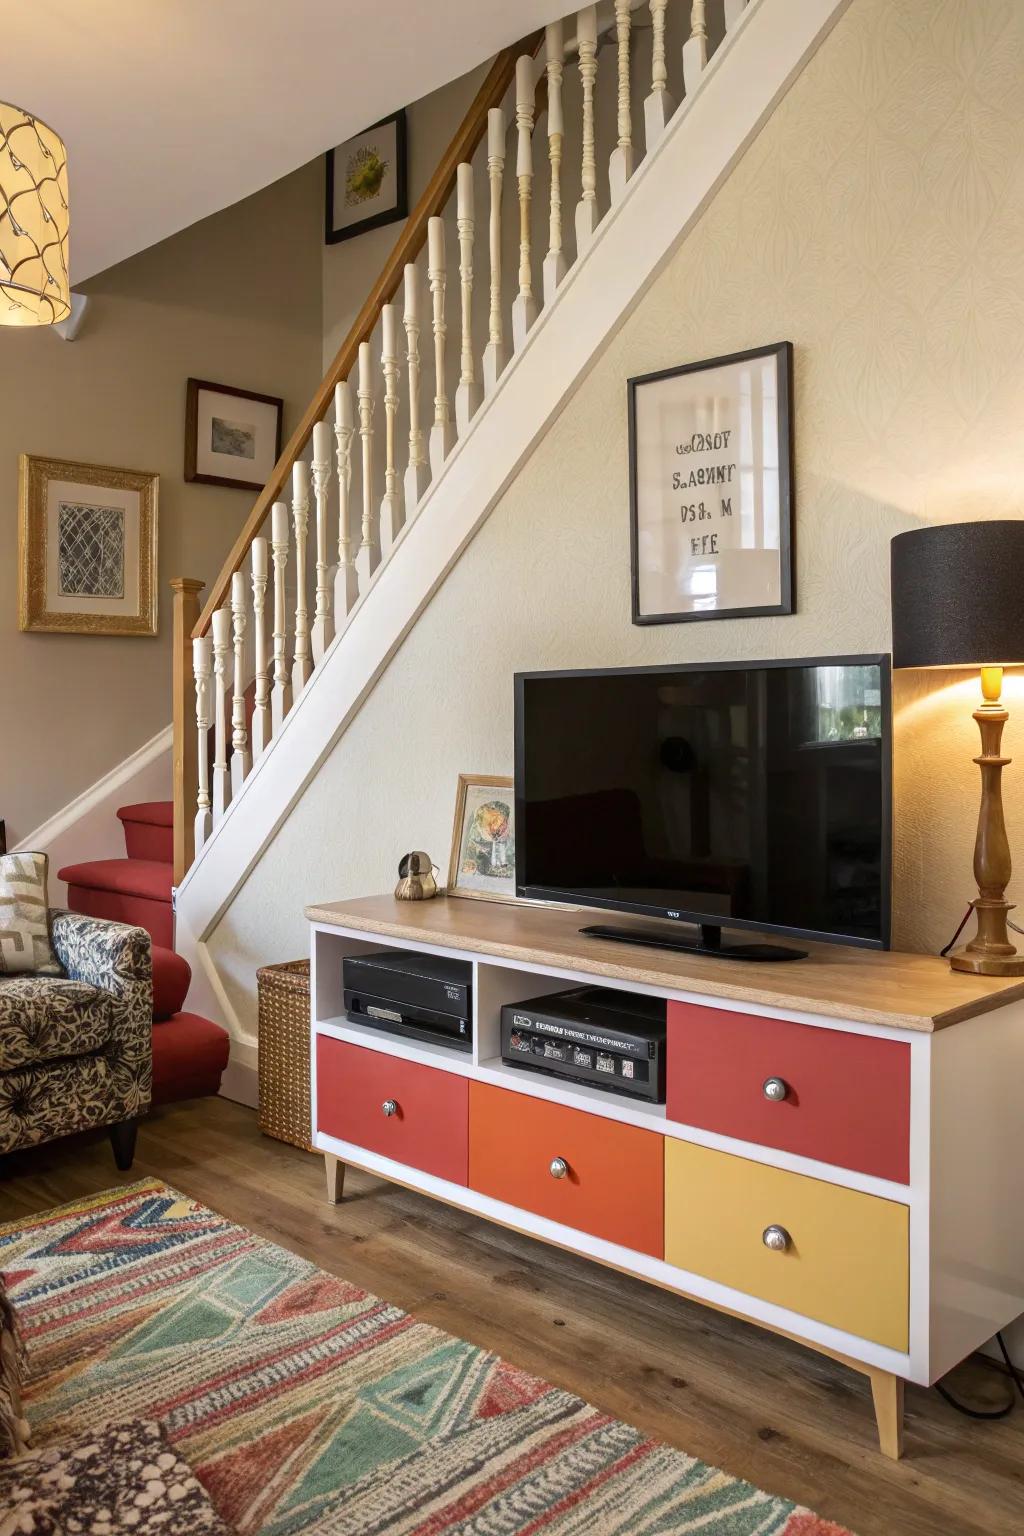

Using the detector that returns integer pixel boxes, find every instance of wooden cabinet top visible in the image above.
[304,894,1024,1033]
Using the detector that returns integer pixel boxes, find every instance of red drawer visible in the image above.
[666,1003,910,1183]
[469,1083,664,1257]
[316,1038,468,1185]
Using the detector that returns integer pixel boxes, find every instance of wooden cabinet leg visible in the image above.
[869,1369,905,1459]
[324,1153,346,1205]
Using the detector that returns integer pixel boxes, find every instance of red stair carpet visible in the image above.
[59,802,228,1107]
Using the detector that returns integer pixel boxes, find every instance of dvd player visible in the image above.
[343,949,472,1053]
[500,986,666,1102]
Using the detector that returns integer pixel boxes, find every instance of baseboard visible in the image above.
[15,726,173,905]
[219,1058,258,1109]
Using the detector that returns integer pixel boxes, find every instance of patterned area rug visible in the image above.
[0,1180,854,1535]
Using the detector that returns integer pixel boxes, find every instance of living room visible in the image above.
[2,1,1023,1532]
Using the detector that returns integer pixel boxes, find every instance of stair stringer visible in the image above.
[174,0,853,1068]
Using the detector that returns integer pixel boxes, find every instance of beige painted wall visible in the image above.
[211,0,1024,1020]
[1,163,323,844]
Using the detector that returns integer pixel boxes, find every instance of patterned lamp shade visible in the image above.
[0,103,70,326]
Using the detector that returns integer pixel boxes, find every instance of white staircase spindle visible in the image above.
[402,265,430,514]
[575,7,599,256]
[512,55,537,353]
[310,422,335,663]
[454,164,481,434]
[354,341,380,588]
[724,0,749,32]
[683,0,709,95]
[609,1,634,203]
[427,217,455,476]
[211,606,232,822]
[229,570,251,795]
[333,381,359,615]
[270,502,292,732]
[379,303,405,553]
[192,635,212,854]
[482,108,507,396]
[645,0,677,151]
[291,459,312,697]
[250,536,270,756]
[542,20,566,306]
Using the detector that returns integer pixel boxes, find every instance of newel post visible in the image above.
[171,576,205,886]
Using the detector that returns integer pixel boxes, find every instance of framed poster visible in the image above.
[446,774,516,903]
[18,454,158,636]
[184,378,283,492]
[325,111,408,244]
[629,341,794,625]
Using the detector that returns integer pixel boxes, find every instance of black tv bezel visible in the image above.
[513,654,893,952]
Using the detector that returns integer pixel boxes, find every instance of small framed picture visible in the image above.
[184,378,283,492]
[325,111,408,245]
[447,775,516,904]
[18,454,158,637]
[629,341,794,625]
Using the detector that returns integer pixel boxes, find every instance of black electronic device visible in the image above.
[343,949,472,1053]
[514,656,891,959]
[500,986,666,1103]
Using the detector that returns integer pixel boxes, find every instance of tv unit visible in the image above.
[514,656,891,960]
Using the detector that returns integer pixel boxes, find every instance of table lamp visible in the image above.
[891,520,1024,975]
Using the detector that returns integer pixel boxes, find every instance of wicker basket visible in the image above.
[256,959,314,1151]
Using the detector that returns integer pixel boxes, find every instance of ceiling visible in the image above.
[4,0,558,284]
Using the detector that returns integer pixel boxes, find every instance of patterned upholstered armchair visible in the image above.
[0,912,152,1169]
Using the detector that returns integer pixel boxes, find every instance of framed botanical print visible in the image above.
[447,774,516,903]
[325,111,408,244]
[18,454,158,636]
[629,341,794,625]
[184,378,283,492]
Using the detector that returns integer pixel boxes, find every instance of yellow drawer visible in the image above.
[664,1140,909,1351]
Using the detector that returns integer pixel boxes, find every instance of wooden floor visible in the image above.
[2,1099,1022,1536]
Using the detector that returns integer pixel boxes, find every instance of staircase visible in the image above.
[58,803,229,1105]
[169,0,852,1072]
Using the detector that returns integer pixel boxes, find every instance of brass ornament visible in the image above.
[395,850,439,901]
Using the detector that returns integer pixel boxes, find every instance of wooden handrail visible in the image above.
[192,33,541,640]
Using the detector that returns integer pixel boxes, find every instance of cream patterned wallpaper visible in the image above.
[212,0,1024,1011]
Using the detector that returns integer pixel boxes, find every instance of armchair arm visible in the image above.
[49,911,153,1117]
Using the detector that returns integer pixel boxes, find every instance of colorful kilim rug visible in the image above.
[0,1181,854,1535]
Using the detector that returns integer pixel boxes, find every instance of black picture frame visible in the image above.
[325,110,409,245]
[184,378,284,493]
[628,341,795,626]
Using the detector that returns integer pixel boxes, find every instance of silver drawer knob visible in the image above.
[549,1157,568,1180]
[762,1076,788,1102]
[762,1224,790,1252]
[381,1099,398,1118]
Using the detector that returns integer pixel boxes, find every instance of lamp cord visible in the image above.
[935,1333,1024,1420]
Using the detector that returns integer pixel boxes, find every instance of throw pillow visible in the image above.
[0,852,60,977]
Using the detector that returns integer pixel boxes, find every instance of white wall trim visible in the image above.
[175,0,853,1046]
[15,725,173,905]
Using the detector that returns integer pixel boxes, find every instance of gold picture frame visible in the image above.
[18,454,159,636]
[446,774,516,904]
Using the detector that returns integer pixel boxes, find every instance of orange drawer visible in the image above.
[316,1038,468,1185]
[665,1139,909,1350]
[469,1083,664,1257]
[667,1002,910,1183]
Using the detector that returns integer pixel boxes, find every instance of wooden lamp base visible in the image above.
[949,667,1024,976]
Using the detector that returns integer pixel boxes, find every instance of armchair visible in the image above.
[0,912,152,1169]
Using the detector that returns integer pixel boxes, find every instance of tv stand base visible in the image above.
[579,921,808,962]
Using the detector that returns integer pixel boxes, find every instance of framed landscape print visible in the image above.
[184,378,283,492]
[629,341,794,625]
[325,111,408,244]
[447,774,516,903]
[18,454,158,636]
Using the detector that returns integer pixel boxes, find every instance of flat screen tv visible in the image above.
[514,656,891,958]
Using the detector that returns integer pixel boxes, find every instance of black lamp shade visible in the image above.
[891,520,1024,669]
